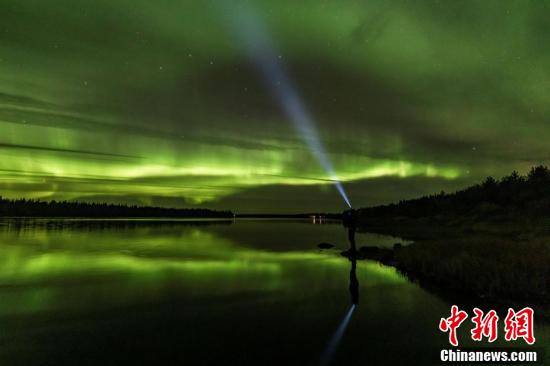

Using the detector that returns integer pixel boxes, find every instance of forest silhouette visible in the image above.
[0,198,233,218]
[359,165,550,229]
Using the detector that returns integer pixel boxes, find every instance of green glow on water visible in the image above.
[0,221,407,317]
[0,221,548,365]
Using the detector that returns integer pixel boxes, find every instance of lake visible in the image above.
[0,219,547,365]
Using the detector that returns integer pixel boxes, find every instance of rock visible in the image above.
[393,243,403,251]
[359,246,379,256]
[378,249,395,264]
[317,242,335,249]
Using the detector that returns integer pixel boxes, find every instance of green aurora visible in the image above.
[1,0,549,212]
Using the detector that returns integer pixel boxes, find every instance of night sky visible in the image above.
[1,0,549,213]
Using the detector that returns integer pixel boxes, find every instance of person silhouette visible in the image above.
[342,209,358,253]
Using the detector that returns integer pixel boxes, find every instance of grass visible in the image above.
[397,237,548,309]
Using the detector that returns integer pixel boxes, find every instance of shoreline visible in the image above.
[353,218,550,321]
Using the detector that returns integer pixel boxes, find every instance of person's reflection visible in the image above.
[348,225,357,253]
[349,256,359,305]
[342,209,359,305]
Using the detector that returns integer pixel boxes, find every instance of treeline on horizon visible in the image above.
[360,165,550,220]
[0,197,234,218]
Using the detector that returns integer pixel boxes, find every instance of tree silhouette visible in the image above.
[360,165,550,219]
[0,197,233,218]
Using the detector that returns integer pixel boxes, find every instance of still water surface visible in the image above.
[0,219,546,365]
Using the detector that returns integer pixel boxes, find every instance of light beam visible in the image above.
[320,304,356,366]
[221,2,352,208]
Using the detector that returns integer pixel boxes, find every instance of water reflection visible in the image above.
[0,219,546,366]
[349,256,359,305]
[0,217,233,233]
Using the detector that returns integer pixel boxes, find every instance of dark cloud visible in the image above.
[203,175,474,213]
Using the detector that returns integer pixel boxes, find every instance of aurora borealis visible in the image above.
[1,0,549,212]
